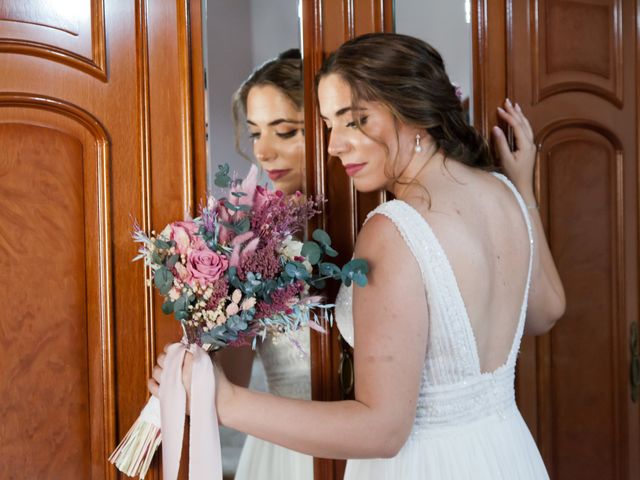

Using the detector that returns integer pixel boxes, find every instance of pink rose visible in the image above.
[170,220,199,254]
[187,246,229,286]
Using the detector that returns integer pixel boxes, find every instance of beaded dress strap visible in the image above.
[490,172,535,366]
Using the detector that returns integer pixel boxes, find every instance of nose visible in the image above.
[253,136,276,162]
[327,130,349,158]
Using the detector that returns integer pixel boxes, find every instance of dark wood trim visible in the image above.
[304,1,393,479]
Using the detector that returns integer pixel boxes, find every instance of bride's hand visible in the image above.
[147,345,233,421]
[491,98,537,197]
[147,344,194,414]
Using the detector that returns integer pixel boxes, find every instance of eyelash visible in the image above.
[276,129,299,139]
[249,129,301,141]
[347,116,369,128]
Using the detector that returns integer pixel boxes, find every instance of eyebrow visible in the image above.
[246,118,304,127]
[319,106,364,120]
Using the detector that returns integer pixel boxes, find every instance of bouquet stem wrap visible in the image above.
[161,342,222,480]
[109,343,221,479]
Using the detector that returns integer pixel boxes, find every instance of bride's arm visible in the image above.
[219,214,428,459]
[492,99,566,335]
[151,214,429,459]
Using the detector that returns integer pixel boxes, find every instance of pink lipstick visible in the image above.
[344,163,367,177]
[267,169,291,181]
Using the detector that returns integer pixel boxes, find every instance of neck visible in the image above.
[390,145,447,200]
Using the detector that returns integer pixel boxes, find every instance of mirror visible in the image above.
[201,1,312,479]
[395,0,473,124]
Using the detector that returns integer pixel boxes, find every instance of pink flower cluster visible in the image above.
[255,281,306,320]
[166,220,229,290]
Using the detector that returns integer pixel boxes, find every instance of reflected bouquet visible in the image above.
[109,164,368,479]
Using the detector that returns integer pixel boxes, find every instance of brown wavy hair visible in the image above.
[232,49,303,160]
[316,33,495,179]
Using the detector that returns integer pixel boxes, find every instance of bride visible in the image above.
[150,33,565,479]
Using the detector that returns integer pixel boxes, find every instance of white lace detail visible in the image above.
[256,327,311,400]
[334,173,534,431]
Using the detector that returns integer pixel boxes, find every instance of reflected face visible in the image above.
[246,85,305,195]
[317,74,416,193]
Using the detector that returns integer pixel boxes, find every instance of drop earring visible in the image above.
[414,133,423,153]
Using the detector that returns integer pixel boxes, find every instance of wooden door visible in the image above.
[505,1,640,478]
[305,0,640,479]
[0,1,206,478]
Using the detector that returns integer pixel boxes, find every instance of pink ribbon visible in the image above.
[159,343,222,479]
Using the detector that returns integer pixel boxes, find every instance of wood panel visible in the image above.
[0,97,115,478]
[533,0,622,106]
[1,122,92,479]
[538,124,623,477]
[508,0,639,478]
[0,0,106,80]
[0,1,204,478]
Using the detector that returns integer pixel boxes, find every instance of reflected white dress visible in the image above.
[335,173,550,479]
[233,327,314,480]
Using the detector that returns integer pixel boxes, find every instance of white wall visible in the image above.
[395,0,473,113]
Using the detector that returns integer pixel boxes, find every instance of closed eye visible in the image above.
[347,116,369,128]
[276,129,300,139]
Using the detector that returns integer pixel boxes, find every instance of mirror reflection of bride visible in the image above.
[218,50,314,480]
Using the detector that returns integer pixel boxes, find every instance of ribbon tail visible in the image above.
[189,346,223,479]
[159,343,188,480]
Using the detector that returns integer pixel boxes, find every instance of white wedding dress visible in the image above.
[233,327,314,480]
[335,173,550,479]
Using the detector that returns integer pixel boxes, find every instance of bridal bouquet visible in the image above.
[109,164,368,479]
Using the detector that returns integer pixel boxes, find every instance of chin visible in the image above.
[352,177,385,193]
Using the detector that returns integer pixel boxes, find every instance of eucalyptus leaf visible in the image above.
[151,251,162,265]
[285,263,299,277]
[156,239,171,250]
[161,301,174,314]
[174,295,187,313]
[215,174,231,188]
[175,310,189,321]
[301,242,322,265]
[214,164,231,187]
[323,245,339,258]
[353,272,368,287]
[312,229,332,246]
[236,217,250,234]
[166,254,180,269]
[223,200,239,212]
[319,262,341,277]
[154,267,174,294]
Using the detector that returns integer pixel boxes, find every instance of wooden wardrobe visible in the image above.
[0,1,637,479]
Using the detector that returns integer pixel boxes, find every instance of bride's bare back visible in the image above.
[404,161,531,373]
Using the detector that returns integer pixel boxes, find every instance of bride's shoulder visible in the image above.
[354,202,412,261]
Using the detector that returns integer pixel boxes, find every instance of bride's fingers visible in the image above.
[152,364,163,384]
[497,106,530,152]
[163,343,171,353]
[148,378,159,398]
[514,103,534,140]
[491,126,513,163]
